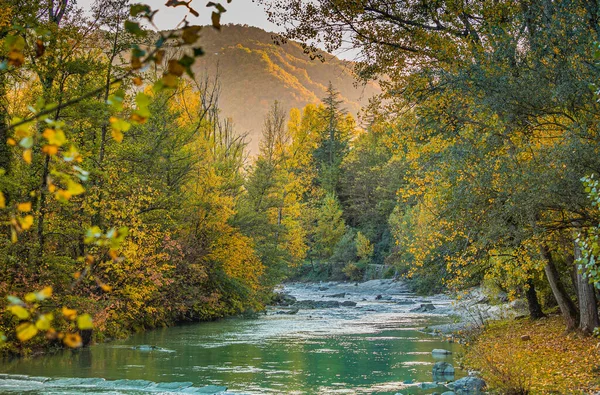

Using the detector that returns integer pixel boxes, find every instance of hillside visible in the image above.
[188,24,381,154]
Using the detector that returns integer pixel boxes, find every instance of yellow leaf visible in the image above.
[20,215,33,230]
[111,129,123,143]
[42,145,58,155]
[24,293,37,303]
[8,305,30,320]
[23,149,31,164]
[162,73,178,88]
[63,333,82,348]
[36,286,52,300]
[35,314,53,330]
[55,189,72,201]
[77,314,93,330]
[6,138,15,146]
[17,202,31,212]
[66,180,85,196]
[0,191,5,208]
[99,283,112,292]
[62,306,77,320]
[132,77,143,86]
[16,323,38,342]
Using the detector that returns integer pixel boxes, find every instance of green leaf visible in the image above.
[19,137,33,149]
[130,4,151,17]
[125,21,146,37]
[135,92,151,109]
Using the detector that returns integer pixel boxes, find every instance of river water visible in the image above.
[0,280,463,394]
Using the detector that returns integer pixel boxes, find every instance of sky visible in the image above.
[77,0,281,33]
[76,0,358,60]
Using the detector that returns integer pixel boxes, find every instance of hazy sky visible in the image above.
[76,0,358,60]
[77,0,281,32]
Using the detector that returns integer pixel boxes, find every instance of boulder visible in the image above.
[295,300,341,309]
[375,294,383,300]
[271,292,297,306]
[318,287,329,291]
[327,293,346,298]
[396,300,416,305]
[432,362,455,380]
[432,349,452,355]
[453,377,486,395]
[341,301,357,307]
[275,308,299,315]
[410,303,436,313]
[197,385,228,394]
[419,382,440,390]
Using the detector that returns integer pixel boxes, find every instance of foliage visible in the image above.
[464,317,600,394]
[577,174,600,288]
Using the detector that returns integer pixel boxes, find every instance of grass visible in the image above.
[463,316,600,394]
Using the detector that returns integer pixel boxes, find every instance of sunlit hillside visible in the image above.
[189,24,381,153]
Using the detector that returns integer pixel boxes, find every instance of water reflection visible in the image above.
[0,282,463,394]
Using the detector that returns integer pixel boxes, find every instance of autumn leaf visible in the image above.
[35,314,53,330]
[16,323,38,342]
[63,333,82,348]
[8,305,30,320]
[62,306,77,320]
[23,149,32,164]
[20,215,34,230]
[77,314,93,330]
[17,202,31,212]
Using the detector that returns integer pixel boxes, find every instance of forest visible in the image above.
[1,0,600,393]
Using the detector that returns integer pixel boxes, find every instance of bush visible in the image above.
[342,262,364,281]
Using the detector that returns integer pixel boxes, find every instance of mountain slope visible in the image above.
[189,24,381,154]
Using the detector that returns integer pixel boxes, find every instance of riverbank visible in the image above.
[462,315,600,394]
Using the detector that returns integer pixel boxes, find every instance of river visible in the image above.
[0,280,464,394]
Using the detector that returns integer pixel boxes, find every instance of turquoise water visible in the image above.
[0,281,463,394]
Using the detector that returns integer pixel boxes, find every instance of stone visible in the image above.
[453,376,486,395]
[520,334,531,341]
[197,385,228,394]
[375,294,383,300]
[327,293,346,298]
[419,382,440,390]
[294,300,341,309]
[410,303,436,313]
[396,300,416,305]
[432,362,455,380]
[318,287,329,291]
[341,301,357,307]
[432,349,452,355]
[271,292,297,306]
[276,308,299,315]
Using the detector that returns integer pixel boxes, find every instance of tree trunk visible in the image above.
[525,278,545,320]
[574,239,600,334]
[540,243,578,330]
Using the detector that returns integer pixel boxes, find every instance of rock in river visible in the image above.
[276,308,299,315]
[295,300,341,309]
[410,303,436,313]
[327,292,346,298]
[432,349,452,355]
[452,376,486,394]
[432,362,455,380]
[271,292,297,306]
